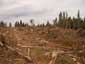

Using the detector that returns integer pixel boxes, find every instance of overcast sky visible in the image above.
[0,0,85,24]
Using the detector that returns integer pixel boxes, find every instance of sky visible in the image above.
[0,0,85,24]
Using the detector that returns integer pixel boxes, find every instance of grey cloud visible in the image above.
[0,0,85,23]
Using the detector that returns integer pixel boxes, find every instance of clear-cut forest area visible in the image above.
[0,11,85,64]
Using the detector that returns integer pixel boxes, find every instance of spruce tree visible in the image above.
[58,12,63,27]
[53,17,57,26]
[9,22,12,27]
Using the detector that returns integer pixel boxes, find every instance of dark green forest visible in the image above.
[0,10,85,29]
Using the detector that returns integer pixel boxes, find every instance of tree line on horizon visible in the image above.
[0,10,85,29]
